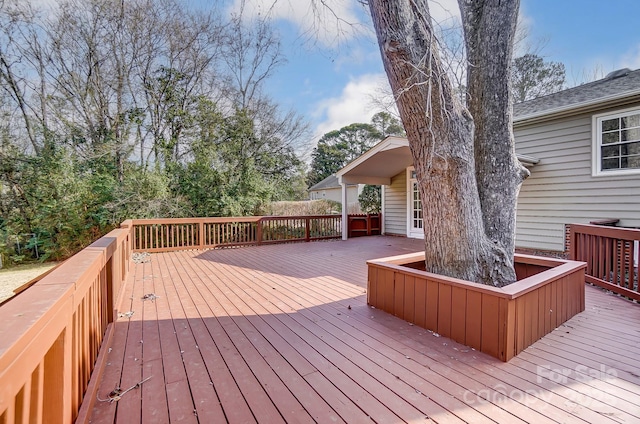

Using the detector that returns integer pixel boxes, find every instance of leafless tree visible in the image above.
[367,0,525,286]
[34,0,227,174]
[220,2,310,156]
[0,1,47,155]
[222,2,286,111]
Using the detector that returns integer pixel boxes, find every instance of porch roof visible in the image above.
[337,136,539,185]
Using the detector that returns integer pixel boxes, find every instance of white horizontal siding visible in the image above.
[515,108,640,251]
[310,186,362,212]
[384,171,407,236]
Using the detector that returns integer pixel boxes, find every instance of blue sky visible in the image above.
[520,0,640,84]
[225,0,640,152]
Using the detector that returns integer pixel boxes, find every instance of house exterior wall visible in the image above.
[309,185,363,213]
[383,171,407,236]
[309,185,361,203]
[515,106,640,251]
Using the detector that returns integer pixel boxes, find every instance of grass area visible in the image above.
[0,262,59,303]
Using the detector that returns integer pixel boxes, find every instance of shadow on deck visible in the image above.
[88,236,640,424]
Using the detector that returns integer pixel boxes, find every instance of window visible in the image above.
[412,182,423,230]
[593,108,640,175]
[406,167,423,238]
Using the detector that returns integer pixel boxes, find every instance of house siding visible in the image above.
[383,171,407,236]
[309,185,362,211]
[515,107,640,251]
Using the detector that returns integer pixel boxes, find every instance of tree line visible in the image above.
[0,0,308,262]
[0,0,568,266]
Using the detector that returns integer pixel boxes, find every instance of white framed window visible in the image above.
[593,107,640,176]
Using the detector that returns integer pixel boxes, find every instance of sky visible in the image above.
[223,0,640,154]
[30,0,640,153]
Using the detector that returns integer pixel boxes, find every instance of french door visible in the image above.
[407,168,424,238]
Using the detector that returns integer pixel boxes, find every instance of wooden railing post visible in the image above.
[257,219,263,244]
[198,220,205,249]
[305,217,310,242]
[121,219,134,252]
[569,224,577,260]
[106,256,115,323]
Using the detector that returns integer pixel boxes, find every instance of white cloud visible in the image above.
[514,11,534,57]
[229,0,463,47]
[428,0,461,26]
[229,0,366,46]
[313,73,390,139]
[26,0,58,11]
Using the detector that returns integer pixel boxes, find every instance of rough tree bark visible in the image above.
[460,0,529,268]
[367,0,524,286]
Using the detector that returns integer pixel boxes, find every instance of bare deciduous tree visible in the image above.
[220,2,310,165]
[0,1,45,155]
[367,0,525,286]
[222,3,286,110]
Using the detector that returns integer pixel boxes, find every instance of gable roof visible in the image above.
[337,136,414,186]
[337,136,539,186]
[308,174,340,191]
[514,68,640,124]
[308,174,359,191]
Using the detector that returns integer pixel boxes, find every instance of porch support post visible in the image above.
[341,180,348,240]
[381,185,386,235]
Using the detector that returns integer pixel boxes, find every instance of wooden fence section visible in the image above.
[347,213,382,238]
[130,215,344,252]
[0,225,132,424]
[570,223,640,301]
[367,253,586,362]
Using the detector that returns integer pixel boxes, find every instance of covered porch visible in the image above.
[336,136,539,240]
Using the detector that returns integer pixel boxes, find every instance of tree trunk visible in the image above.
[368,0,520,286]
[460,0,528,265]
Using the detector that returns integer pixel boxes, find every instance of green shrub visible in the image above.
[358,185,381,214]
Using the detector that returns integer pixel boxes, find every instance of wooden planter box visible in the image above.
[367,253,586,361]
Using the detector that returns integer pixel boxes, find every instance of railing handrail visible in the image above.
[0,225,133,423]
[128,214,343,224]
[260,214,342,220]
[129,216,263,225]
[0,213,381,422]
[128,214,349,253]
[570,223,640,242]
[570,223,640,301]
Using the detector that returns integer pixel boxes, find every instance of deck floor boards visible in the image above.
[89,236,640,423]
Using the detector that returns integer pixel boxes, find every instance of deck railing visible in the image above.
[0,223,132,423]
[570,223,640,301]
[0,213,374,423]
[347,213,382,238]
[130,215,344,252]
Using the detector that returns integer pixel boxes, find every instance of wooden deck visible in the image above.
[88,236,640,423]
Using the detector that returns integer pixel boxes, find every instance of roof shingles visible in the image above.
[514,68,640,119]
